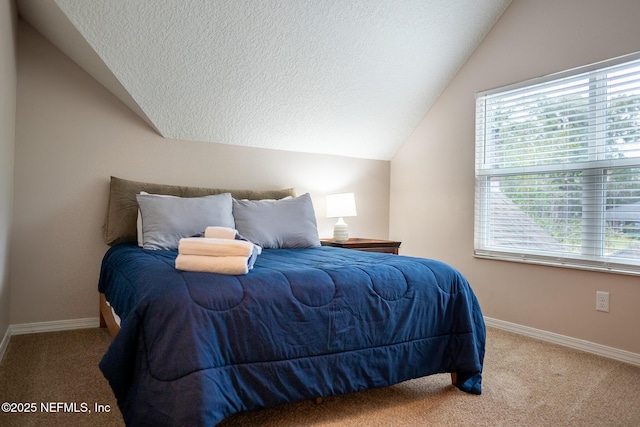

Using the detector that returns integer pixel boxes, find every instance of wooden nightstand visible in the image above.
[320,238,401,255]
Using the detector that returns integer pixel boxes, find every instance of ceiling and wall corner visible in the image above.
[16,0,512,160]
[15,0,158,132]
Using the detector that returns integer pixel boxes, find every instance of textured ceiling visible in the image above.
[17,0,511,160]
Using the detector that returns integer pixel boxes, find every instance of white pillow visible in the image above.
[232,193,320,248]
[136,192,234,250]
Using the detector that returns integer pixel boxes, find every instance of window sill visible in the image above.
[474,251,640,277]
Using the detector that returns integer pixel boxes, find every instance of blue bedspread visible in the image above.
[99,244,485,426]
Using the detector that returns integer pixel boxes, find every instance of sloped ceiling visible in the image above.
[17,0,511,160]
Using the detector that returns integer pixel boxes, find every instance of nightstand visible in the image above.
[320,238,401,255]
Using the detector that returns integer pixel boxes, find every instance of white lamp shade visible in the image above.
[326,193,357,218]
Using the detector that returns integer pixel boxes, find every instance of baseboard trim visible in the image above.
[9,317,100,336]
[0,318,100,364]
[485,316,640,367]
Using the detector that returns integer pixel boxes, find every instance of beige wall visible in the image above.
[11,21,390,325]
[391,0,640,354]
[0,0,17,339]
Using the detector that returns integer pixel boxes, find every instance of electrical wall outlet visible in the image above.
[596,291,609,312]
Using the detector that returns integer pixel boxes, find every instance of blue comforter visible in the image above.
[99,244,485,426]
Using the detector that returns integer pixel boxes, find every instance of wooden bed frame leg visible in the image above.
[99,295,107,328]
[99,293,121,338]
[450,372,457,386]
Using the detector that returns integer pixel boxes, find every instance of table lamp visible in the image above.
[326,193,357,243]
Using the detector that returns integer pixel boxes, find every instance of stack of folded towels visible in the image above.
[175,226,261,275]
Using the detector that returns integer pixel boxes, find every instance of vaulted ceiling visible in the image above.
[17,0,511,160]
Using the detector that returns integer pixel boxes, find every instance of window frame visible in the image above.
[474,52,640,276]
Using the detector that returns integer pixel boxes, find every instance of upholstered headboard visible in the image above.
[103,176,296,245]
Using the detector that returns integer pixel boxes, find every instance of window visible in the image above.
[475,53,640,275]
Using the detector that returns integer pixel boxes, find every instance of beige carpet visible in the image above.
[1,327,639,426]
[0,328,121,427]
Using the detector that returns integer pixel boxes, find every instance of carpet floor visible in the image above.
[1,326,639,426]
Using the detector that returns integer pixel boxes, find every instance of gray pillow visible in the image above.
[136,192,234,250]
[233,193,320,248]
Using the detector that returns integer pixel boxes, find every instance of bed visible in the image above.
[98,176,486,426]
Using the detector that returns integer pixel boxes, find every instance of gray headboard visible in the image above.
[103,176,296,245]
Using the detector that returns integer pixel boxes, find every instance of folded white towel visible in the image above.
[178,237,254,257]
[175,254,249,275]
[204,226,238,240]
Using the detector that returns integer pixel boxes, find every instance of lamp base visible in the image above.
[333,220,349,243]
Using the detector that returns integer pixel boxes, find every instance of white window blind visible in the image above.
[475,53,640,275]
